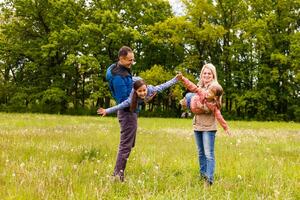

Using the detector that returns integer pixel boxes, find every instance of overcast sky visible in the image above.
[0,0,185,16]
[169,0,185,16]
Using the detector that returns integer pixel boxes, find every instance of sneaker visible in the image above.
[204,179,213,187]
[200,173,207,180]
[109,175,122,182]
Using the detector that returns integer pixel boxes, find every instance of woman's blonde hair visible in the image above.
[198,63,219,88]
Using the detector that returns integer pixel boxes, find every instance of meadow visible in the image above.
[0,113,299,199]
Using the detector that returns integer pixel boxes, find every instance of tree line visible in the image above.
[0,0,299,121]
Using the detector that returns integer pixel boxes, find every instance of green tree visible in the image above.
[0,0,87,112]
[139,65,180,116]
[236,0,300,120]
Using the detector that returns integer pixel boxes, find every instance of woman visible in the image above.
[177,74,231,135]
[192,63,227,186]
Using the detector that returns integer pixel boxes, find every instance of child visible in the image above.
[178,74,231,135]
[97,75,179,116]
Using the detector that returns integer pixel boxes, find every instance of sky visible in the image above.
[169,0,186,16]
[0,0,186,16]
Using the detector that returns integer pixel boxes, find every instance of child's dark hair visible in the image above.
[210,83,223,109]
[130,79,146,112]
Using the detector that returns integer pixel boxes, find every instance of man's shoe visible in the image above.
[117,174,124,182]
[110,174,124,182]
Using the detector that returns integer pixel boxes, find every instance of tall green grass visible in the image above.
[0,113,299,199]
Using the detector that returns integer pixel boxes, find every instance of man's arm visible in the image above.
[112,76,130,104]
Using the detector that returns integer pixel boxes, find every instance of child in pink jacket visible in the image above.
[178,74,230,135]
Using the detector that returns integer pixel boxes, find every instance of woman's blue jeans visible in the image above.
[194,130,216,183]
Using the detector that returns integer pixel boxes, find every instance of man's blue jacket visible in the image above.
[106,63,133,104]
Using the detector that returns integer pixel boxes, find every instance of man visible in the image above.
[99,46,136,182]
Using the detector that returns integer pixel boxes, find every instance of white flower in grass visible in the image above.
[97,160,101,163]
[237,175,242,180]
[94,170,98,175]
[70,148,74,152]
[20,162,25,168]
[73,165,78,170]
[154,165,159,170]
[12,173,16,177]
[137,179,142,184]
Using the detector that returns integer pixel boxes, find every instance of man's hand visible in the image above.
[97,108,107,116]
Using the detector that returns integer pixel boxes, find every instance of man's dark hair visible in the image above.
[118,46,132,58]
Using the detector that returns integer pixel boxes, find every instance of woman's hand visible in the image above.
[97,108,107,116]
[176,72,183,81]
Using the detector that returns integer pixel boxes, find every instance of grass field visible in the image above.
[0,113,299,199]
